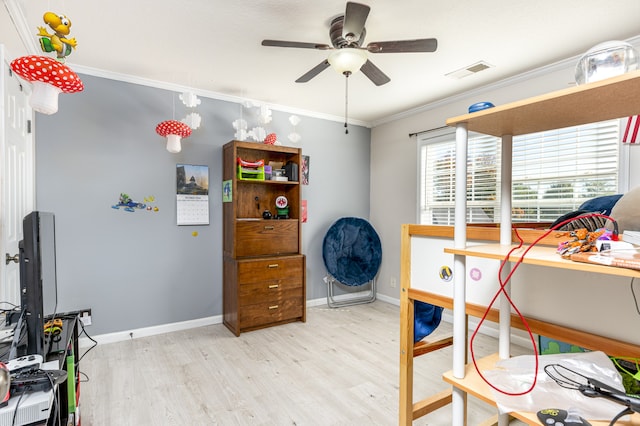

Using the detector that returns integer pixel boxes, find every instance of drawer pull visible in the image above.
[264,226,275,230]
[267,264,279,269]
[268,284,279,289]
[268,305,279,310]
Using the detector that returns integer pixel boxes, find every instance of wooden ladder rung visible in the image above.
[412,388,453,420]
[477,414,499,426]
[477,414,517,426]
[413,335,453,357]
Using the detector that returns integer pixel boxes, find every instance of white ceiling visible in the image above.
[2,0,640,125]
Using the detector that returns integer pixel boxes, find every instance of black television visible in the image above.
[18,211,59,357]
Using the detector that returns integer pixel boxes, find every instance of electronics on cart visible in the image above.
[10,368,66,394]
[0,388,53,426]
[0,360,67,426]
[5,355,42,374]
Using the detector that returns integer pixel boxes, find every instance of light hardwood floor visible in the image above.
[79,301,530,425]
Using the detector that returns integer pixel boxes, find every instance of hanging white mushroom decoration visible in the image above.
[10,55,84,114]
[156,120,192,153]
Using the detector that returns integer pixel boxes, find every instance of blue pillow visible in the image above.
[414,301,443,343]
[578,194,622,216]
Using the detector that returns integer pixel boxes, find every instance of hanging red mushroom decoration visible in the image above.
[10,55,83,115]
[156,120,192,153]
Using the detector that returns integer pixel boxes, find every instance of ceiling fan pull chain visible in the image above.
[344,72,350,134]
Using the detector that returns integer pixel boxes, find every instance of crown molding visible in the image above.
[68,63,372,129]
[373,34,640,127]
[4,0,39,54]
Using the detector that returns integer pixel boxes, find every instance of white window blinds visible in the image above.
[419,120,620,225]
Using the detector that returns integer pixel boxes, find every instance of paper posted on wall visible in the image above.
[176,164,209,226]
[176,194,209,225]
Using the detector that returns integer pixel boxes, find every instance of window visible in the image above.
[418,120,622,225]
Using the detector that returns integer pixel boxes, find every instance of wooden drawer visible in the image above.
[237,256,303,305]
[237,256,303,285]
[239,297,304,329]
[239,280,303,306]
[235,220,298,257]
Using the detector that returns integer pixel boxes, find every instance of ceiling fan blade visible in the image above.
[262,40,331,50]
[360,60,390,86]
[342,2,370,43]
[366,38,438,53]
[295,60,331,83]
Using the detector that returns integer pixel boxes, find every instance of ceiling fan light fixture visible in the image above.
[328,48,368,75]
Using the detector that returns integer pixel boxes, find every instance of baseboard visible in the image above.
[79,315,222,348]
[306,297,330,307]
[374,293,399,306]
[82,294,391,347]
[80,295,533,350]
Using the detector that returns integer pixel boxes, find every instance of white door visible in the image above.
[0,45,35,308]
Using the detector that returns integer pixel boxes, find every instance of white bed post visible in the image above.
[452,123,468,426]
[499,134,513,358]
[498,134,513,426]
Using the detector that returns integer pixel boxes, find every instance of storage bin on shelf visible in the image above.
[237,157,265,180]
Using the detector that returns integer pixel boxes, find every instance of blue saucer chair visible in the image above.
[322,217,382,307]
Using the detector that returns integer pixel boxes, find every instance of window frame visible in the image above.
[416,119,630,225]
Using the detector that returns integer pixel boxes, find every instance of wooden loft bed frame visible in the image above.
[399,224,640,425]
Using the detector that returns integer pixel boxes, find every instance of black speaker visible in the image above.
[284,161,298,182]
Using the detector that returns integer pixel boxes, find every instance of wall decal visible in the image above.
[38,11,77,62]
[111,193,157,213]
[439,265,452,282]
[469,267,482,281]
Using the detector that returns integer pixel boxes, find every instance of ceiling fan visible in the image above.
[261,1,438,86]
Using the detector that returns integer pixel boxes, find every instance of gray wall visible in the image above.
[35,74,371,335]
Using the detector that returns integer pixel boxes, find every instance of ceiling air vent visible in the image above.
[446,61,493,79]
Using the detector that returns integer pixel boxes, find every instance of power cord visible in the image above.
[469,212,619,396]
[631,278,640,316]
[74,315,97,389]
[10,391,25,426]
[0,302,20,317]
[469,226,539,395]
[45,372,59,426]
[78,370,90,384]
[609,407,633,426]
[76,315,97,365]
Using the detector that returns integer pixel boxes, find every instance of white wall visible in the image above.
[370,51,640,303]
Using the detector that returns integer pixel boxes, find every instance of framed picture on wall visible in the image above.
[302,155,309,185]
[222,180,232,202]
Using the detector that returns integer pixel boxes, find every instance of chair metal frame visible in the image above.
[325,274,377,308]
